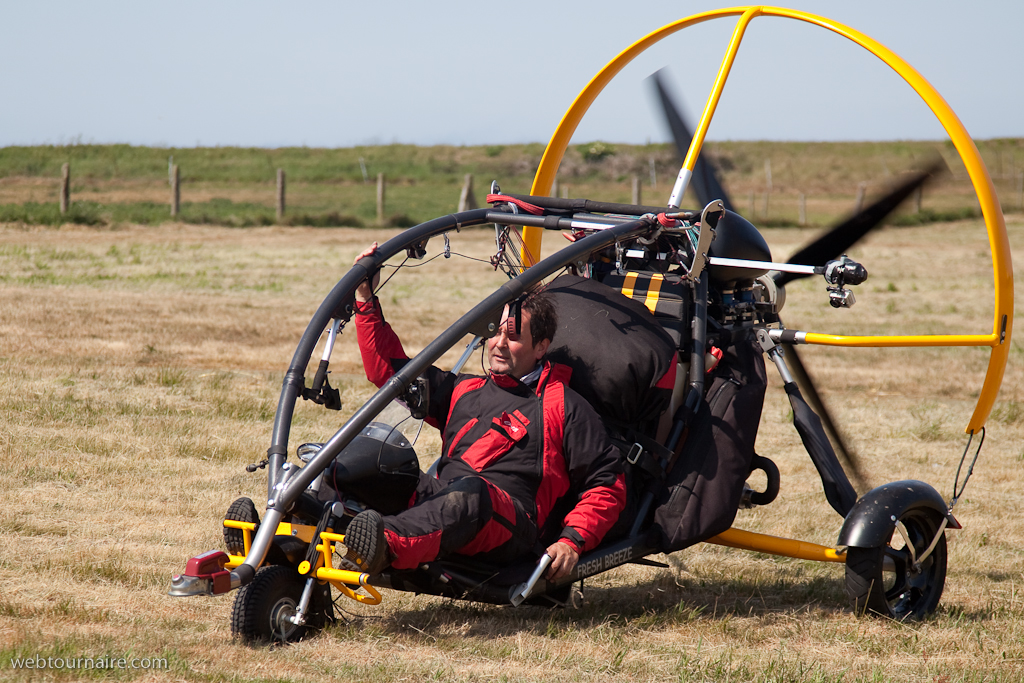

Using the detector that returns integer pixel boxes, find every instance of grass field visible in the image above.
[0,212,1022,682]
[2,139,1023,229]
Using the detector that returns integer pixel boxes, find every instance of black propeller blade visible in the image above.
[768,157,944,485]
[649,69,735,213]
[647,68,877,490]
[774,158,945,287]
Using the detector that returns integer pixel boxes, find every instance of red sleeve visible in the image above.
[354,297,409,388]
[561,473,626,552]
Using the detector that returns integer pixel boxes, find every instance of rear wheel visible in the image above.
[844,507,947,620]
[231,565,327,643]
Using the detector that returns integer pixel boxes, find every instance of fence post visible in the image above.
[762,159,772,219]
[631,175,641,205]
[747,191,755,218]
[854,182,867,213]
[376,172,385,224]
[551,178,560,199]
[1018,170,1023,211]
[276,168,286,222]
[798,193,806,226]
[561,184,569,199]
[171,165,180,217]
[59,163,70,214]
[913,185,923,213]
[458,173,477,212]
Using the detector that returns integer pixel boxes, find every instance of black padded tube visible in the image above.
[266,209,494,495]
[269,217,654,509]
[244,215,655,573]
[502,192,699,220]
[688,276,709,397]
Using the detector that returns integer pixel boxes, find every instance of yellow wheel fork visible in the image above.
[223,520,382,605]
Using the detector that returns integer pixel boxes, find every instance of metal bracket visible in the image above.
[755,328,776,354]
[756,328,795,385]
[689,200,724,281]
[912,517,948,571]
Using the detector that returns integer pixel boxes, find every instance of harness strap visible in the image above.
[611,431,672,480]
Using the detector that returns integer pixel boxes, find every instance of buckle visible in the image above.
[626,442,644,465]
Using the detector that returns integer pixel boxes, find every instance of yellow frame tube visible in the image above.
[803,333,998,348]
[523,6,1012,432]
[673,7,761,207]
[223,519,256,557]
[315,531,383,604]
[708,528,846,563]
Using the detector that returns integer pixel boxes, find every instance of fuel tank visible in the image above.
[707,210,772,288]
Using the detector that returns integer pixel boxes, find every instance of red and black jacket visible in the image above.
[355,297,626,553]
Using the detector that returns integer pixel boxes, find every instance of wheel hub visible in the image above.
[269,598,300,640]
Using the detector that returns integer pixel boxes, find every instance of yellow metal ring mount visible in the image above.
[522,6,1012,434]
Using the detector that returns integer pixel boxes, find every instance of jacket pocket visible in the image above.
[459,426,517,472]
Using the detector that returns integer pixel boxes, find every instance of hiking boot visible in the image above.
[344,510,390,574]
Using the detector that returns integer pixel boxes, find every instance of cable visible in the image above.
[380,253,443,270]
[375,248,500,296]
[950,427,985,510]
[486,193,544,215]
[373,256,408,296]
[449,252,492,265]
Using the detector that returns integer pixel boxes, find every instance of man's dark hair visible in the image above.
[523,291,557,346]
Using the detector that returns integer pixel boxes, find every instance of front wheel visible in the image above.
[231,565,327,643]
[844,507,947,620]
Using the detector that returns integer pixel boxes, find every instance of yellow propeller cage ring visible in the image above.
[521,5,1012,433]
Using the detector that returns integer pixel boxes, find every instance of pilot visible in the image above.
[344,243,626,581]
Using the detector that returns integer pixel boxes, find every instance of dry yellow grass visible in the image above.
[0,215,1022,682]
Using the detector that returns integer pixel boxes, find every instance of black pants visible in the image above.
[382,473,537,570]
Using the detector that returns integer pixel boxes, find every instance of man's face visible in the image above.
[487,306,550,379]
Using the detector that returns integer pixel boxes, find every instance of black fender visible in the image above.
[837,479,960,549]
[264,534,309,568]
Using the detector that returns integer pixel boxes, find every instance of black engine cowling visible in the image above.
[707,210,772,288]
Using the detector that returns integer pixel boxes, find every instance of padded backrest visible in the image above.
[601,271,690,352]
[544,274,677,430]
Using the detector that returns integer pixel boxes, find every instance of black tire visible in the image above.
[845,507,947,620]
[231,565,327,643]
[224,497,260,556]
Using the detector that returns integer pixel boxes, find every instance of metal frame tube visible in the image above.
[706,528,846,564]
[239,216,655,577]
[264,209,492,499]
[688,276,709,396]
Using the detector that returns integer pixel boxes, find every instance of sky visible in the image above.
[1,1,1022,149]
